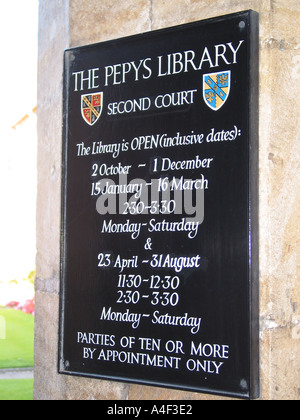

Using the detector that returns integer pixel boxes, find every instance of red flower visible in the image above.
[6,301,19,308]
[22,299,35,315]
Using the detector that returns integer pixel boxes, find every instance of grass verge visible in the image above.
[0,379,33,401]
[0,307,34,369]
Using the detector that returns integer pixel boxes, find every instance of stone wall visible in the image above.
[35,0,300,400]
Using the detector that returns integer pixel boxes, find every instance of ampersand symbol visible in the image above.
[144,238,152,250]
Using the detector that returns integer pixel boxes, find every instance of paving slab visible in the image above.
[0,368,33,380]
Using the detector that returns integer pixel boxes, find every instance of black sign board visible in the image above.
[59,11,259,399]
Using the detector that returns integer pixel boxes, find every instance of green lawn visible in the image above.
[0,307,34,369]
[0,379,33,401]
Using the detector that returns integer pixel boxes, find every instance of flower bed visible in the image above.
[6,298,35,315]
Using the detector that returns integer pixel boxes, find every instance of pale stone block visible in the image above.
[69,0,152,47]
[151,0,261,30]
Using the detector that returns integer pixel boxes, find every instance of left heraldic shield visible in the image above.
[81,92,103,126]
[203,71,231,111]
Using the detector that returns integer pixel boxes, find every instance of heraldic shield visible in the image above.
[81,92,103,126]
[203,71,231,111]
